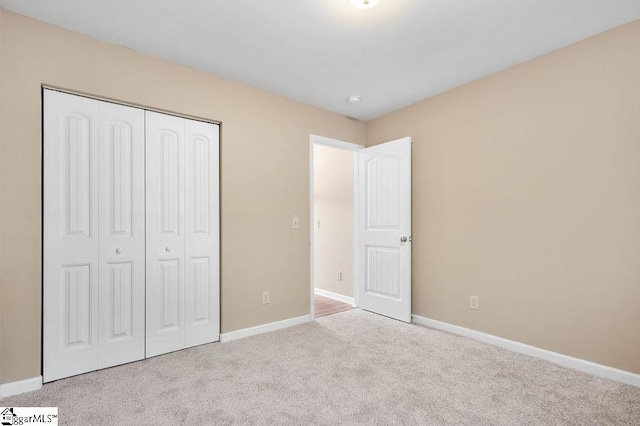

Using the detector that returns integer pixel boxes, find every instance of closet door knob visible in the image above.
[115,248,123,254]
[165,246,172,252]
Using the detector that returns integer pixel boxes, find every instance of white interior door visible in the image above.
[184,119,220,347]
[145,111,186,357]
[44,90,147,382]
[45,90,220,378]
[97,101,146,369]
[146,112,219,356]
[44,90,100,382]
[357,137,412,322]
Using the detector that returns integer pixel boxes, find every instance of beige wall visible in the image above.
[313,144,355,298]
[366,20,640,374]
[0,10,365,384]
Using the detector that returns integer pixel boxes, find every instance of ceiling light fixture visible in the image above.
[348,0,381,9]
[346,95,361,105]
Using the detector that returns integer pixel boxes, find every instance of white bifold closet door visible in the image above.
[145,111,220,358]
[44,90,220,382]
[44,90,145,382]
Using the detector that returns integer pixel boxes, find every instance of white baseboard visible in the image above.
[220,314,311,343]
[412,315,640,388]
[314,288,355,306]
[0,376,43,399]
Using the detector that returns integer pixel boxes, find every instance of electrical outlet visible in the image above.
[315,219,321,228]
[292,217,299,229]
[470,295,479,310]
[262,291,270,305]
[336,271,343,281]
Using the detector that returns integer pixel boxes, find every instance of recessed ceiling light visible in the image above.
[348,0,381,9]
[346,95,361,104]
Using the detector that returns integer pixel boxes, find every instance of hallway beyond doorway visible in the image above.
[314,295,353,318]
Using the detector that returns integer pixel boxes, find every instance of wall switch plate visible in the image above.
[292,217,299,229]
[470,295,479,310]
[262,291,270,305]
[336,271,343,281]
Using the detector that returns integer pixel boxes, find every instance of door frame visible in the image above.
[309,134,363,319]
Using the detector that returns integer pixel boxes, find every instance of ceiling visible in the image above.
[1,1,639,121]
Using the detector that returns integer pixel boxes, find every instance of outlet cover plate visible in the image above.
[470,295,479,310]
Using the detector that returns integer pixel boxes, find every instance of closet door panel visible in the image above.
[45,92,220,375]
[145,111,186,357]
[98,102,145,368]
[43,90,100,382]
[185,120,220,347]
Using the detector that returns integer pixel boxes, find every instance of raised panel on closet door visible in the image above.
[98,101,145,368]
[43,90,100,382]
[145,111,186,357]
[184,119,220,347]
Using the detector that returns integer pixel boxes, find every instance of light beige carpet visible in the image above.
[2,309,639,425]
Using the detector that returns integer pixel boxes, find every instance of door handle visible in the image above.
[115,248,123,254]
[165,246,172,252]
[400,236,412,243]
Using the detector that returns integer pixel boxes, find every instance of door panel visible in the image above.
[61,264,93,349]
[44,90,100,382]
[98,101,145,369]
[184,119,220,347]
[159,130,180,235]
[357,137,412,322]
[365,155,402,229]
[145,111,186,357]
[106,262,134,337]
[365,247,402,298]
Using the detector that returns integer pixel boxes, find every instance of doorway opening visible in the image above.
[309,135,362,319]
